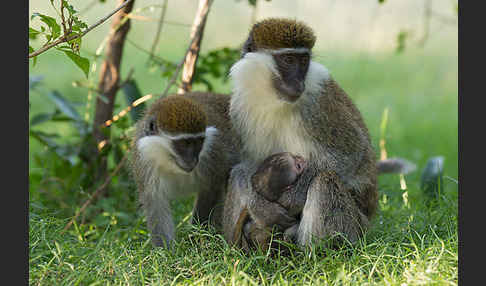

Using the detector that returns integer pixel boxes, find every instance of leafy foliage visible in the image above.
[29,75,134,221]
[29,0,90,78]
[122,80,146,123]
[193,47,240,91]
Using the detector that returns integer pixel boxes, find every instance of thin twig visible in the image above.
[60,0,68,35]
[148,0,168,61]
[418,0,432,47]
[178,0,213,94]
[29,0,133,58]
[62,154,128,233]
[250,0,259,25]
[126,38,171,65]
[162,35,200,97]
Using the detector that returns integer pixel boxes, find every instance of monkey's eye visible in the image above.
[281,55,295,65]
[197,137,205,146]
[147,119,156,134]
[300,55,310,65]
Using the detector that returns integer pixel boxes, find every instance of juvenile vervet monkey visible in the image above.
[130,92,238,247]
[226,18,382,247]
[226,152,308,252]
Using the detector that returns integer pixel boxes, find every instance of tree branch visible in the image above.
[28,0,133,59]
[418,0,432,47]
[177,0,213,94]
[62,154,128,233]
[148,0,168,61]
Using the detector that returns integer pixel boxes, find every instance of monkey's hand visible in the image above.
[282,223,300,243]
[247,189,298,230]
[296,171,369,247]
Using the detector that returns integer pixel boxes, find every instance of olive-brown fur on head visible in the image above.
[147,95,207,135]
[250,18,316,51]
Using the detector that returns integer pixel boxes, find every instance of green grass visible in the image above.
[29,41,457,285]
[30,189,457,285]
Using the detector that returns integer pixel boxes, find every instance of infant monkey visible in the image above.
[235,152,307,252]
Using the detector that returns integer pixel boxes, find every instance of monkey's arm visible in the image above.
[222,163,252,247]
[191,146,228,229]
[130,147,176,248]
[139,186,175,248]
[296,171,369,247]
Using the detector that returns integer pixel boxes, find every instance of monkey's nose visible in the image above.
[180,157,199,173]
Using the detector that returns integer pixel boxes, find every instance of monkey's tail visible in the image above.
[376,157,416,175]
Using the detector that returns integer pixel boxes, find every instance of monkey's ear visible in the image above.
[241,34,255,57]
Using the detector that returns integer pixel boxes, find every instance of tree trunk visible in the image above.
[90,0,134,185]
[93,0,135,144]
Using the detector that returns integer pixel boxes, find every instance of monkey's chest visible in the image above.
[244,120,316,162]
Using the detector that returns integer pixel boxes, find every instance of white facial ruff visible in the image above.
[136,126,218,175]
[229,51,330,162]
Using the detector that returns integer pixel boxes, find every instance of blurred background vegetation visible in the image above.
[29,0,457,243]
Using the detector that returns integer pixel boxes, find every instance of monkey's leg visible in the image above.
[297,171,369,247]
[139,190,175,248]
[191,184,226,228]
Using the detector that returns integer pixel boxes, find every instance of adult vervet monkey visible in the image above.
[225,18,380,247]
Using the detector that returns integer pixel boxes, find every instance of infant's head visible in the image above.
[251,152,307,202]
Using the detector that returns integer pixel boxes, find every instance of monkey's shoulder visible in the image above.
[181,92,232,129]
[304,78,372,143]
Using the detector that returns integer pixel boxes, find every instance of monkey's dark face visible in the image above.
[252,152,307,202]
[141,116,206,173]
[272,51,310,102]
[171,137,205,172]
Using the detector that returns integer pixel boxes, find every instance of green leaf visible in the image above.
[32,13,61,40]
[378,0,385,3]
[29,46,38,67]
[29,27,41,40]
[122,80,146,122]
[46,90,81,121]
[29,75,44,89]
[30,112,54,126]
[63,0,78,15]
[29,130,60,150]
[62,50,90,79]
